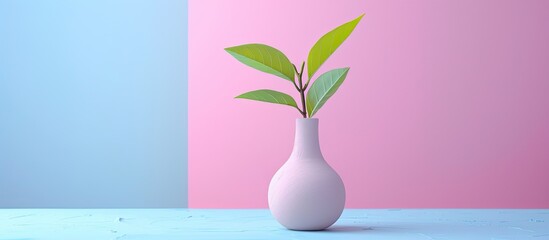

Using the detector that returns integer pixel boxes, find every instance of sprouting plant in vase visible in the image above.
[225,14,363,118]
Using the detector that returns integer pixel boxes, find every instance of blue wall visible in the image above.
[0,0,187,207]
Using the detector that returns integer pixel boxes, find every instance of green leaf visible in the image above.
[225,44,295,81]
[307,14,363,80]
[236,89,298,109]
[306,68,350,117]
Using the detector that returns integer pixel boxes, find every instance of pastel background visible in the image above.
[1,0,548,209]
[189,0,549,208]
[0,0,188,207]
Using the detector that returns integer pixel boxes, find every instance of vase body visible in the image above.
[268,118,345,230]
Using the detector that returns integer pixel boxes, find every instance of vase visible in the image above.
[268,118,345,230]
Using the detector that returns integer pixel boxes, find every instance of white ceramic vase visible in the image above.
[268,118,345,230]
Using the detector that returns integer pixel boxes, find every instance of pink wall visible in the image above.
[189,0,549,208]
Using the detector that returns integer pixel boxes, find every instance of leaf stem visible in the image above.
[297,61,307,118]
[293,64,299,75]
[291,64,301,92]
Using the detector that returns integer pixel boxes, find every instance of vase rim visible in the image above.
[296,118,318,121]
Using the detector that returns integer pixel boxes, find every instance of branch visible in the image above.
[291,64,301,91]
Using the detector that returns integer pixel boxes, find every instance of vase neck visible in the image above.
[290,118,323,160]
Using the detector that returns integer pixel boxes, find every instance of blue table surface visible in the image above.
[1,209,548,240]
